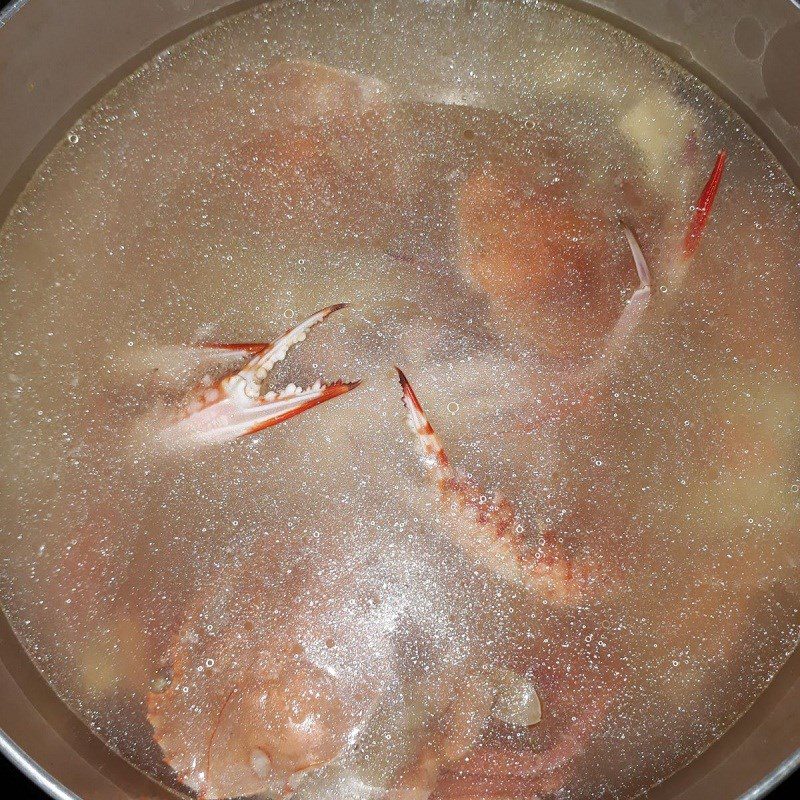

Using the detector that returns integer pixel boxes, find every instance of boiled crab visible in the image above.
[476,150,729,434]
[146,359,608,798]
[143,80,728,791]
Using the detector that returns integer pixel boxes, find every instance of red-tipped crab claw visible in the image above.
[683,149,726,260]
[159,304,359,447]
[396,368,591,605]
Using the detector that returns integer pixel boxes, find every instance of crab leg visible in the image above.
[583,223,653,379]
[160,305,359,447]
[396,369,587,605]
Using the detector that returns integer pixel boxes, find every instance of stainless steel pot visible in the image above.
[1,1,798,798]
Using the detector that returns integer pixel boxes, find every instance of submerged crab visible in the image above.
[471,150,728,433]
[137,58,727,789]
[145,148,728,797]
[458,144,726,363]
[147,360,611,799]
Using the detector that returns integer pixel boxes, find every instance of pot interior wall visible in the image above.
[0,2,798,799]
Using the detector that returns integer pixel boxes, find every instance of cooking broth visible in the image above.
[1,0,799,798]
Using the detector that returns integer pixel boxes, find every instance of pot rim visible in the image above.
[0,727,78,800]
[0,1,798,799]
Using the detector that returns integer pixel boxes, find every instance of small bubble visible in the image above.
[205,658,215,668]
[659,285,668,293]
[447,401,459,414]
[284,308,295,319]
[67,133,80,144]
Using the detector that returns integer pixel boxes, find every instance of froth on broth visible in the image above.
[1,1,798,798]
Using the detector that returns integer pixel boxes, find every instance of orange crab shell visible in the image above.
[146,552,378,799]
[456,166,647,359]
[148,652,355,798]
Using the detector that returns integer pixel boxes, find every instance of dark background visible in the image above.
[2,751,798,799]
[0,0,798,797]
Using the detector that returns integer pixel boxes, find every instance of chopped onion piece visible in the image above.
[492,672,542,727]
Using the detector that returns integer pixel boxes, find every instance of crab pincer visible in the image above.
[160,304,360,447]
[396,368,591,606]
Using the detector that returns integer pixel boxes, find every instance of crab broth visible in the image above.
[1,0,799,797]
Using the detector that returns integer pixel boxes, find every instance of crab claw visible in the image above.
[160,305,360,447]
[196,342,271,356]
[396,368,588,605]
[587,223,652,377]
[599,151,726,372]
[396,367,453,482]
